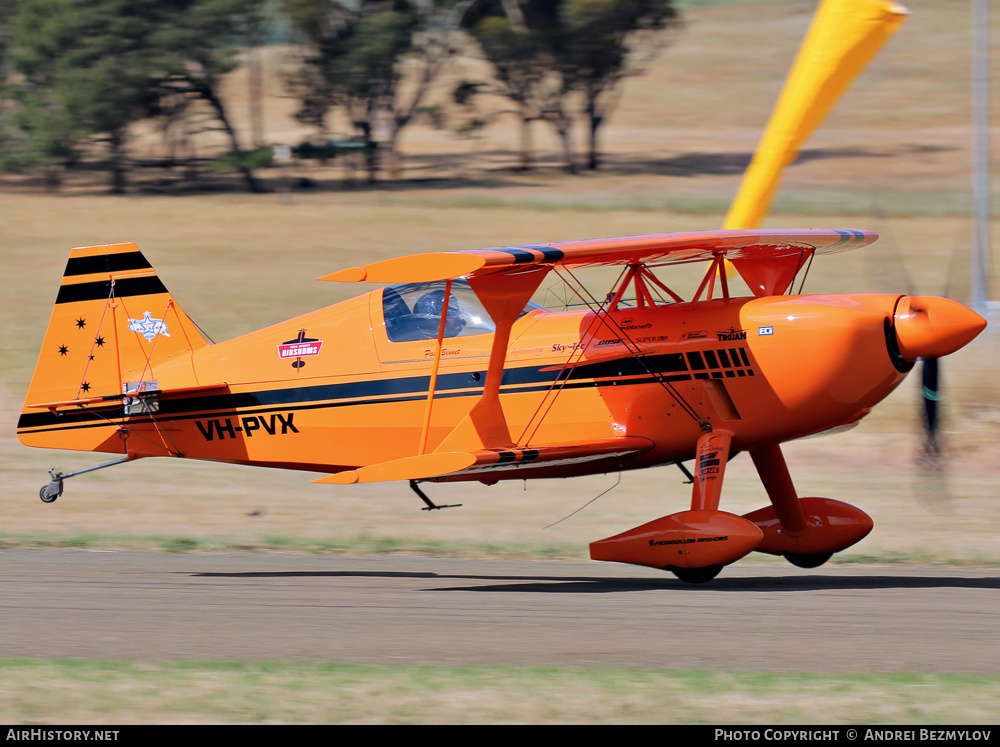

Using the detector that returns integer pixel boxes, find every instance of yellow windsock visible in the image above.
[724,0,908,230]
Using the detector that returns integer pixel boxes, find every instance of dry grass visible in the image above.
[2,660,999,724]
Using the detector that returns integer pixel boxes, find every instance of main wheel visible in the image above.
[783,551,833,569]
[669,565,723,584]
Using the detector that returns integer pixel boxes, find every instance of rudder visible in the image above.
[18,243,211,453]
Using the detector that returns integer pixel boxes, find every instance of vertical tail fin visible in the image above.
[18,243,211,453]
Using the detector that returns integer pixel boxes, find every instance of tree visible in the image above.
[285,0,456,181]
[466,13,560,171]
[559,0,678,170]
[152,0,268,192]
[0,0,21,169]
[463,0,679,171]
[6,0,156,189]
[4,0,264,192]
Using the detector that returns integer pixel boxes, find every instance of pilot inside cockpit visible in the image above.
[382,280,521,342]
[412,289,466,338]
[383,282,472,342]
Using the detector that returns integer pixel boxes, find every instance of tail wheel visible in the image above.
[783,552,833,569]
[39,478,63,504]
[669,565,723,584]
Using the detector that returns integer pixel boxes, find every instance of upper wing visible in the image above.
[320,228,876,285]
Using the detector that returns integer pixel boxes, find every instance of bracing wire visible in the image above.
[544,470,622,529]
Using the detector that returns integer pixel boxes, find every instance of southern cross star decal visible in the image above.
[95,336,106,347]
[75,318,87,329]
[58,345,69,356]
[80,382,91,393]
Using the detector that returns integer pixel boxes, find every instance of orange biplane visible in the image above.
[17,229,986,582]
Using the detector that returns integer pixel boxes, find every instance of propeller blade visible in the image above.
[920,356,941,458]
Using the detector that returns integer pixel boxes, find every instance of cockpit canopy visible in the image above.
[382,280,544,342]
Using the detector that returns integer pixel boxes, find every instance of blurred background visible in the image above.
[1,0,998,565]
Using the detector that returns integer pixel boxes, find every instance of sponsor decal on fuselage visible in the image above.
[649,535,730,546]
[278,329,323,369]
[278,341,323,359]
[716,327,747,342]
[619,318,653,331]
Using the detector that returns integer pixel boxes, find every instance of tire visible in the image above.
[669,565,723,584]
[783,552,833,569]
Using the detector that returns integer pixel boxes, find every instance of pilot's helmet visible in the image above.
[413,289,465,336]
[414,289,461,319]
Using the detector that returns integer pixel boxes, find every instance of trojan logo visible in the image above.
[716,327,747,342]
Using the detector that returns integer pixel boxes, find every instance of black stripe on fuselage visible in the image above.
[56,275,168,304]
[18,350,755,434]
[64,252,152,277]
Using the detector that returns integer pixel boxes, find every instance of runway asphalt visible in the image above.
[2,550,998,672]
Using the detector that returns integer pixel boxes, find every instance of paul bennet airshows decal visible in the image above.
[127,311,170,341]
[278,329,323,369]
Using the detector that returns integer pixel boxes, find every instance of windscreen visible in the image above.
[382,279,544,342]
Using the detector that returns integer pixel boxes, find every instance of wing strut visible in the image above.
[434,267,550,452]
[418,278,453,455]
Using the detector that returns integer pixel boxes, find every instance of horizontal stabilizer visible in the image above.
[27,382,229,413]
[312,437,654,485]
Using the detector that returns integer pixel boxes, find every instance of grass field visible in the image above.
[3,660,999,724]
[2,0,999,724]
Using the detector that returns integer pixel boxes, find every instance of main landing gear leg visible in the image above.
[745,444,872,568]
[748,445,831,568]
[749,444,808,534]
[590,430,763,584]
[39,455,135,503]
[690,430,732,512]
[669,430,737,584]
